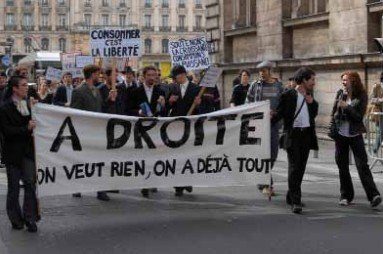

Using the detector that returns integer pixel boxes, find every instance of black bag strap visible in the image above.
[293,96,306,122]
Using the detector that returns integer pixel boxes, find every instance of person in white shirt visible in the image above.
[272,67,318,214]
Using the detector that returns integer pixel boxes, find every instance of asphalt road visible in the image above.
[0,140,383,254]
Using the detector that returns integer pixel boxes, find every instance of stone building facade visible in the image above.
[0,0,206,76]
[207,0,383,125]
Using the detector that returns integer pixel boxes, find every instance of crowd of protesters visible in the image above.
[0,60,381,234]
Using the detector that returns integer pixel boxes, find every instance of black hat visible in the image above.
[170,65,187,78]
[125,66,134,74]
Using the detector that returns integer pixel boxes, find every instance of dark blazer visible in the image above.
[97,83,117,114]
[167,82,201,116]
[116,81,139,115]
[273,89,319,150]
[70,83,103,113]
[330,89,367,135]
[53,85,71,106]
[0,99,34,166]
[130,85,166,117]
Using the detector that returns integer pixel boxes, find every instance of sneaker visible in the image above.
[371,195,382,208]
[339,199,350,206]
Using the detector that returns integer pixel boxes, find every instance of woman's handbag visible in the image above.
[327,120,338,140]
[279,99,306,150]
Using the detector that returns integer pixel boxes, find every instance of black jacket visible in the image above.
[273,89,319,150]
[98,83,117,114]
[0,99,34,166]
[330,89,367,135]
[167,82,201,116]
[116,81,139,116]
[130,85,167,117]
[53,85,71,106]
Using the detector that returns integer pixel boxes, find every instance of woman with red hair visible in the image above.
[330,71,381,208]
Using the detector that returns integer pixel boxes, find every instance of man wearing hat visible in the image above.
[246,60,284,196]
[116,66,139,115]
[167,65,202,196]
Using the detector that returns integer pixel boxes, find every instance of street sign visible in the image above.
[1,55,11,66]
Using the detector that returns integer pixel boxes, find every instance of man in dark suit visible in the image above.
[0,75,38,232]
[167,65,202,197]
[273,67,318,214]
[53,72,74,107]
[130,66,166,117]
[130,66,166,198]
[70,65,110,201]
[116,67,139,115]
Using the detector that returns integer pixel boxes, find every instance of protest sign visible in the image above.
[200,67,223,88]
[45,67,62,82]
[33,102,271,196]
[90,29,141,58]
[102,58,129,72]
[76,55,94,68]
[62,53,83,78]
[169,37,210,71]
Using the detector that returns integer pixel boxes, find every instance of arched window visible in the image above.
[41,38,49,50]
[162,39,169,54]
[59,38,66,52]
[24,37,32,53]
[145,38,152,54]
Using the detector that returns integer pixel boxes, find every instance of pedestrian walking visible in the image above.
[273,67,319,214]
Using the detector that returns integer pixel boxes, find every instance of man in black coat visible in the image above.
[53,72,74,107]
[0,75,38,232]
[167,65,202,197]
[97,68,118,114]
[272,67,318,214]
[130,66,166,117]
[116,67,139,115]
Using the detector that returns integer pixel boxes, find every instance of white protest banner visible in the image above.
[200,67,223,88]
[76,55,94,68]
[169,37,210,71]
[90,29,141,58]
[33,102,271,196]
[62,52,83,78]
[45,67,62,82]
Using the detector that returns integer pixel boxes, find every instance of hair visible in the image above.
[83,65,101,80]
[63,72,73,77]
[14,66,28,76]
[288,77,295,81]
[5,75,26,99]
[294,67,315,84]
[239,69,250,77]
[341,71,366,99]
[142,66,157,76]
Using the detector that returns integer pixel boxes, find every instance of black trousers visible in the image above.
[6,158,38,225]
[335,134,380,202]
[286,129,312,205]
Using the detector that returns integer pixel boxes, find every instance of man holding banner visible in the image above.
[70,65,111,201]
[167,65,201,196]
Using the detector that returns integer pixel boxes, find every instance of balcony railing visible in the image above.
[24,0,32,5]
[56,25,68,31]
[21,25,34,31]
[5,25,17,31]
[142,26,154,31]
[176,26,187,32]
[39,25,51,31]
[159,26,171,32]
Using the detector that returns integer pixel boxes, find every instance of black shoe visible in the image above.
[97,192,110,201]
[25,222,37,233]
[286,195,305,207]
[175,188,184,197]
[11,222,24,230]
[150,188,158,193]
[72,193,82,198]
[371,195,382,208]
[292,204,303,214]
[185,186,193,193]
[141,189,149,198]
